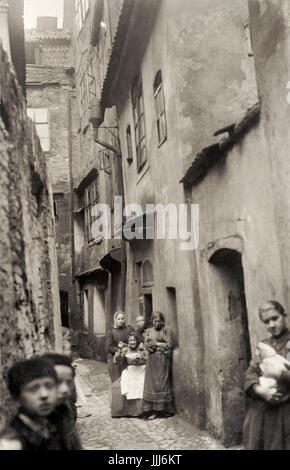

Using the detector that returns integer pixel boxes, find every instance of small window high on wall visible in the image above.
[27,108,50,151]
[153,70,167,146]
[131,74,147,172]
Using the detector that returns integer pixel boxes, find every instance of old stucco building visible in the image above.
[0,2,62,429]
[97,0,290,445]
[25,15,78,332]
[70,0,124,360]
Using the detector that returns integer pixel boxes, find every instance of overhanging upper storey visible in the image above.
[100,0,160,109]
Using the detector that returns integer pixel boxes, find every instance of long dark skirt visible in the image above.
[108,356,127,383]
[142,352,174,413]
[111,377,126,417]
[243,399,290,450]
[110,379,143,418]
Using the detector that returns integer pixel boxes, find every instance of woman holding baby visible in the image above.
[243,300,290,450]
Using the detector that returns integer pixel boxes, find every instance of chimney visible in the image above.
[36,17,58,31]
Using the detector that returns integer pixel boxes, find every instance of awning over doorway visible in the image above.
[100,248,122,273]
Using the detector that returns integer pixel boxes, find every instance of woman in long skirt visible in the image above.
[142,311,175,419]
[116,333,147,417]
[107,311,133,417]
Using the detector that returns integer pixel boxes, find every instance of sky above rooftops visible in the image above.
[24,0,64,29]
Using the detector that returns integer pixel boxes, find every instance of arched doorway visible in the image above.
[209,248,251,446]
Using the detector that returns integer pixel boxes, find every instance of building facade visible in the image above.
[70,0,124,360]
[25,15,78,333]
[99,0,290,445]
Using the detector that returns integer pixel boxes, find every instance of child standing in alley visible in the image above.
[42,353,82,449]
[0,358,62,450]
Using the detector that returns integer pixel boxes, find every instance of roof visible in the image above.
[101,0,159,108]
[180,102,261,186]
[100,0,133,106]
[25,28,71,43]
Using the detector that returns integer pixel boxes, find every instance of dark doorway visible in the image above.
[60,290,69,327]
[209,248,251,446]
[144,293,153,327]
[166,287,179,347]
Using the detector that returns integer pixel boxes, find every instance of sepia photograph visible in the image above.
[0,0,290,455]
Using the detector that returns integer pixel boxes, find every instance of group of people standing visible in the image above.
[107,311,175,420]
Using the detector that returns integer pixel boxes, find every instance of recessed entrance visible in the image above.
[60,290,69,327]
[209,248,251,446]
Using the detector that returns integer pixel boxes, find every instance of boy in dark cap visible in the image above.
[42,353,82,450]
[0,357,62,450]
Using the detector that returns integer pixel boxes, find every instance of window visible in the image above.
[27,108,50,151]
[79,61,96,129]
[84,180,100,243]
[131,74,147,172]
[153,71,167,146]
[126,125,133,164]
[75,0,90,33]
[87,60,97,100]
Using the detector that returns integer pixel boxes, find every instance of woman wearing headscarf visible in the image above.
[107,311,134,383]
[142,311,175,419]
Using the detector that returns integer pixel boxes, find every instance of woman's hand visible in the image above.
[252,383,282,403]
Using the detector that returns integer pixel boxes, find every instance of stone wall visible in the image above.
[0,45,62,430]
[26,64,76,330]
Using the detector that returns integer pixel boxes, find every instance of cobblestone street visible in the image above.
[74,358,240,451]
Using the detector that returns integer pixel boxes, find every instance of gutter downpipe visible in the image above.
[92,126,118,153]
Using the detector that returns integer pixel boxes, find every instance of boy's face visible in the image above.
[55,365,74,405]
[19,377,57,417]
[260,309,287,338]
[136,317,145,330]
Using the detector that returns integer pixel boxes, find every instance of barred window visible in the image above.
[27,108,50,151]
[84,180,100,243]
[132,74,147,172]
[153,71,167,146]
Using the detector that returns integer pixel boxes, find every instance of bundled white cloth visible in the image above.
[120,365,146,400]
[256,342,290,388]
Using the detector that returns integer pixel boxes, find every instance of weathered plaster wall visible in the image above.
[26,64,75,329]
[189,119,288,442]
[114,0,261,434]
[169,0,258,173]
[248,0,290,312]
[0,46,62,429]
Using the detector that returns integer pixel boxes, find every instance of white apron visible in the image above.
[120,365,146,400]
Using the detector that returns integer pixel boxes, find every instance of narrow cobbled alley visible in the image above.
[74,359,239,451]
